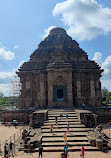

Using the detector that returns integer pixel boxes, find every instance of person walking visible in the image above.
[64,132,67,144]
[81,145,85,158]
[4,143,8,158]
[67,124,69,133]
[82,103,85,110]
[9,141,13,157]
[50,124,53,133]
[64,146,68,158]
[38,145,43,158]
[55,116,58,127]
[66,114,68,122]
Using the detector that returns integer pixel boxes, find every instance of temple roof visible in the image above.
[18,27,102,72]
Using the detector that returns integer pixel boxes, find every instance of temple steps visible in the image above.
[44,119,79,123]
[41,124,85,129]
[41,128,92,133]
[42,132,87,137]
[43,122,81,125]
[39,109,98,152]
[42,142,91,147]
[42,137,88,142]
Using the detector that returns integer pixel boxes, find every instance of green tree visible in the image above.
[102,87,109,102]
[107,92,111,104]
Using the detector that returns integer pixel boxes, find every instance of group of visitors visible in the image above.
[4,141,14,158]
[61,145,85,158]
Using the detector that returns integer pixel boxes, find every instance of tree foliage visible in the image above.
[102,87,111,104]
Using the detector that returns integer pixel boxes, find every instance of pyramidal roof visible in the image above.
[31,27,86,57]
[18,27,102,72]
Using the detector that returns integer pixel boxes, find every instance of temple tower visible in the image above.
[17,27,103,109]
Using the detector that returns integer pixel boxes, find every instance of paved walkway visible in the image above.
[12,151,111,158]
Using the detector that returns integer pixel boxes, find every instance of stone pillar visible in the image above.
[77,80,81,98]
[39,73,46,108]
[90,80,95,97]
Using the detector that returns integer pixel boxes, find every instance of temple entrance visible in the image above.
[57,89,63,101]
[53,85,67,102]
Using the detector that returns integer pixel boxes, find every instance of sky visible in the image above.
[0,0,111,96]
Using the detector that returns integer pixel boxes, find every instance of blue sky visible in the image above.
[0,0,111,96]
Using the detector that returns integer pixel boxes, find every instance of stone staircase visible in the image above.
[39,109,99,152]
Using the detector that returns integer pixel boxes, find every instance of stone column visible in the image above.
[77,80,81,98]
[90,80,95,97]
[39,73,46,108]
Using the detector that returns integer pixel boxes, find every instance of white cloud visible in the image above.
[13,45,20,50]
[92,52,111,91]
[101,79,111,91]
[18,60,25,69]
[101,56,111,76]
[0,84,10,96]
[53,0,111,41]
[92,52,102,66]
[0,71,15,80]
[43,25,56,39]
[0,60,25,96]
[0,47,15,60]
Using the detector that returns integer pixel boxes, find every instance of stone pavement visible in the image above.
[11,151,111,158]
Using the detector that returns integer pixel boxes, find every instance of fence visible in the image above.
[0,125,29,157]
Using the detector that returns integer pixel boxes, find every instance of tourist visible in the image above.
[9,141,13,157]
[50,124,53,133]
[81,145,85,158]
[82,103,85,110]
[55,116,58,126]
[64,146,68,158]
[13,120,18,128]
[60,114,63,119]
[64,145,66,152]
[4,143,8,158]
[38,145,43,158]
[66,114,68,121]
[8,122,11,128]
[67,124,69,133]
[64,132,67,144]
[61,152,66,158]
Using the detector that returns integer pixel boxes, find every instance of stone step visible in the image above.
[43,122,81,125]
[44,119,79,123]
[42,137,88,142]
[48,114,77,117]
[48,116,78,120]
[41,124,85,129]
[42,141,91,147]
[42,132,87,137]
[41,128,92,133]
[34,146,99,152]
[48,112,76,115]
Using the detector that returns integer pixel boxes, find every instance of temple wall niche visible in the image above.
[47,70,73,108]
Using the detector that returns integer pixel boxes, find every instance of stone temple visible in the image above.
[17,27,103,109]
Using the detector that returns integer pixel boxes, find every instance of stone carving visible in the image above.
[87,125,110,151]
